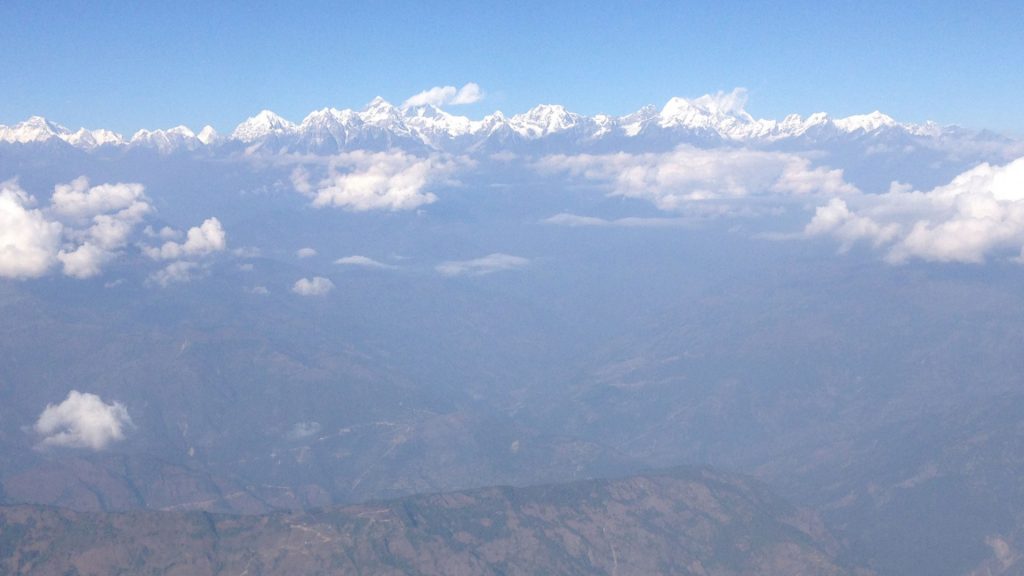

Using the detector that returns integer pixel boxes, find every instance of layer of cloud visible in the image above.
[543,213,694,228]
[296,247,317,258]
[34,390,132,451]
[144,225,180,240]
[144,217,226,260]
[334,255,396,269]
[292,276,334,296]
[805,157,1024,263]
[436,253,529,277]
[0,183,63,278]
[148,261,202,286]
[50,177,147,221]
[537,145,858,213]
[293,151,465,211]
[0,178,152,279]
[403,83,483,108]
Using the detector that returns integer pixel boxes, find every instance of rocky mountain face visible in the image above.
[0,467,866,576]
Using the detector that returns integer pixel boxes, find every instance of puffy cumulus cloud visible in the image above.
[34,390,132,451]
[50,177,147,221]
[296,151,465,211]
[296,247,317,259]
[805,157,1024,264]
[537,145,858,213]
[0,178,155,280]
[403,82,483,108]
[543,213,693,228]
[334,255,396,269]
[436,253,529,277]
[57,243,115,279]
[140,218,227,287]
[0,182,63,278]
[292,276,334,296]
[143,217,226,260]
[148,261,201,287]
[144,225,180,240]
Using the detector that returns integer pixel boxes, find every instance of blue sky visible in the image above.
[2,0,1022,134]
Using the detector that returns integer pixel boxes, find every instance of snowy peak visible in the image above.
[360,97,404,127]
[130,126,202,152]
[65,128,125,149]
[510,104,582,138]
[231,110,296,143]
[0,116,70,143]
[197,125,219,145]
[658,90,759,136]
[834,110,897,133]
[301,107,359,128]
[403,105,473,138]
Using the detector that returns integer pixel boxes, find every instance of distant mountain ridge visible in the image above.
[0,92,999,156]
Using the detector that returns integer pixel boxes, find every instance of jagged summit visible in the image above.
[360,97,403,125]
[197,125,219,145]
[510,104,582,137]
[230,109,296,143]
[834,110,897,133]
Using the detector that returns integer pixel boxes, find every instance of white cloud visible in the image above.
[57,243,115,279]
[334,255,396,269]
[296,247,317,258]
[247,285,269,295]
[543,213,694,228]
[290,166,313,195]
[50,177,147,221]
[1,178,155,279]
[292,276,334,296]
[0,182,63,278]
[144,225,180,240]
[436,253,530,277]
[297,151,463,211]
[144,217,227,260]
[450,83,483,105]
[403,82,483,108]
[286,421,321,440]
[34,390,132,451]
[537,145,858,213]
[148,261,201,286]
[805,157,1024,264]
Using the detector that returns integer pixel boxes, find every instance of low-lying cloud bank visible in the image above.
[335,255,396,269]
[292,151,467,211]
[541,146,1024,265]
[0,178,227,282]
[1,177,151,279]
[806,157,1024,263]
[437,253,529,277]
[544,213,693,228]
[537,145,858,213]
[34,390,132,451]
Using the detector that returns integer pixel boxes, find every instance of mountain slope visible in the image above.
[0,467,863,576]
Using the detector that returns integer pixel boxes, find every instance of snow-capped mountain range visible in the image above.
[0,93,1000,155]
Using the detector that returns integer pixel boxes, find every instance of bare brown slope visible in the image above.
[0,467,864,576]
